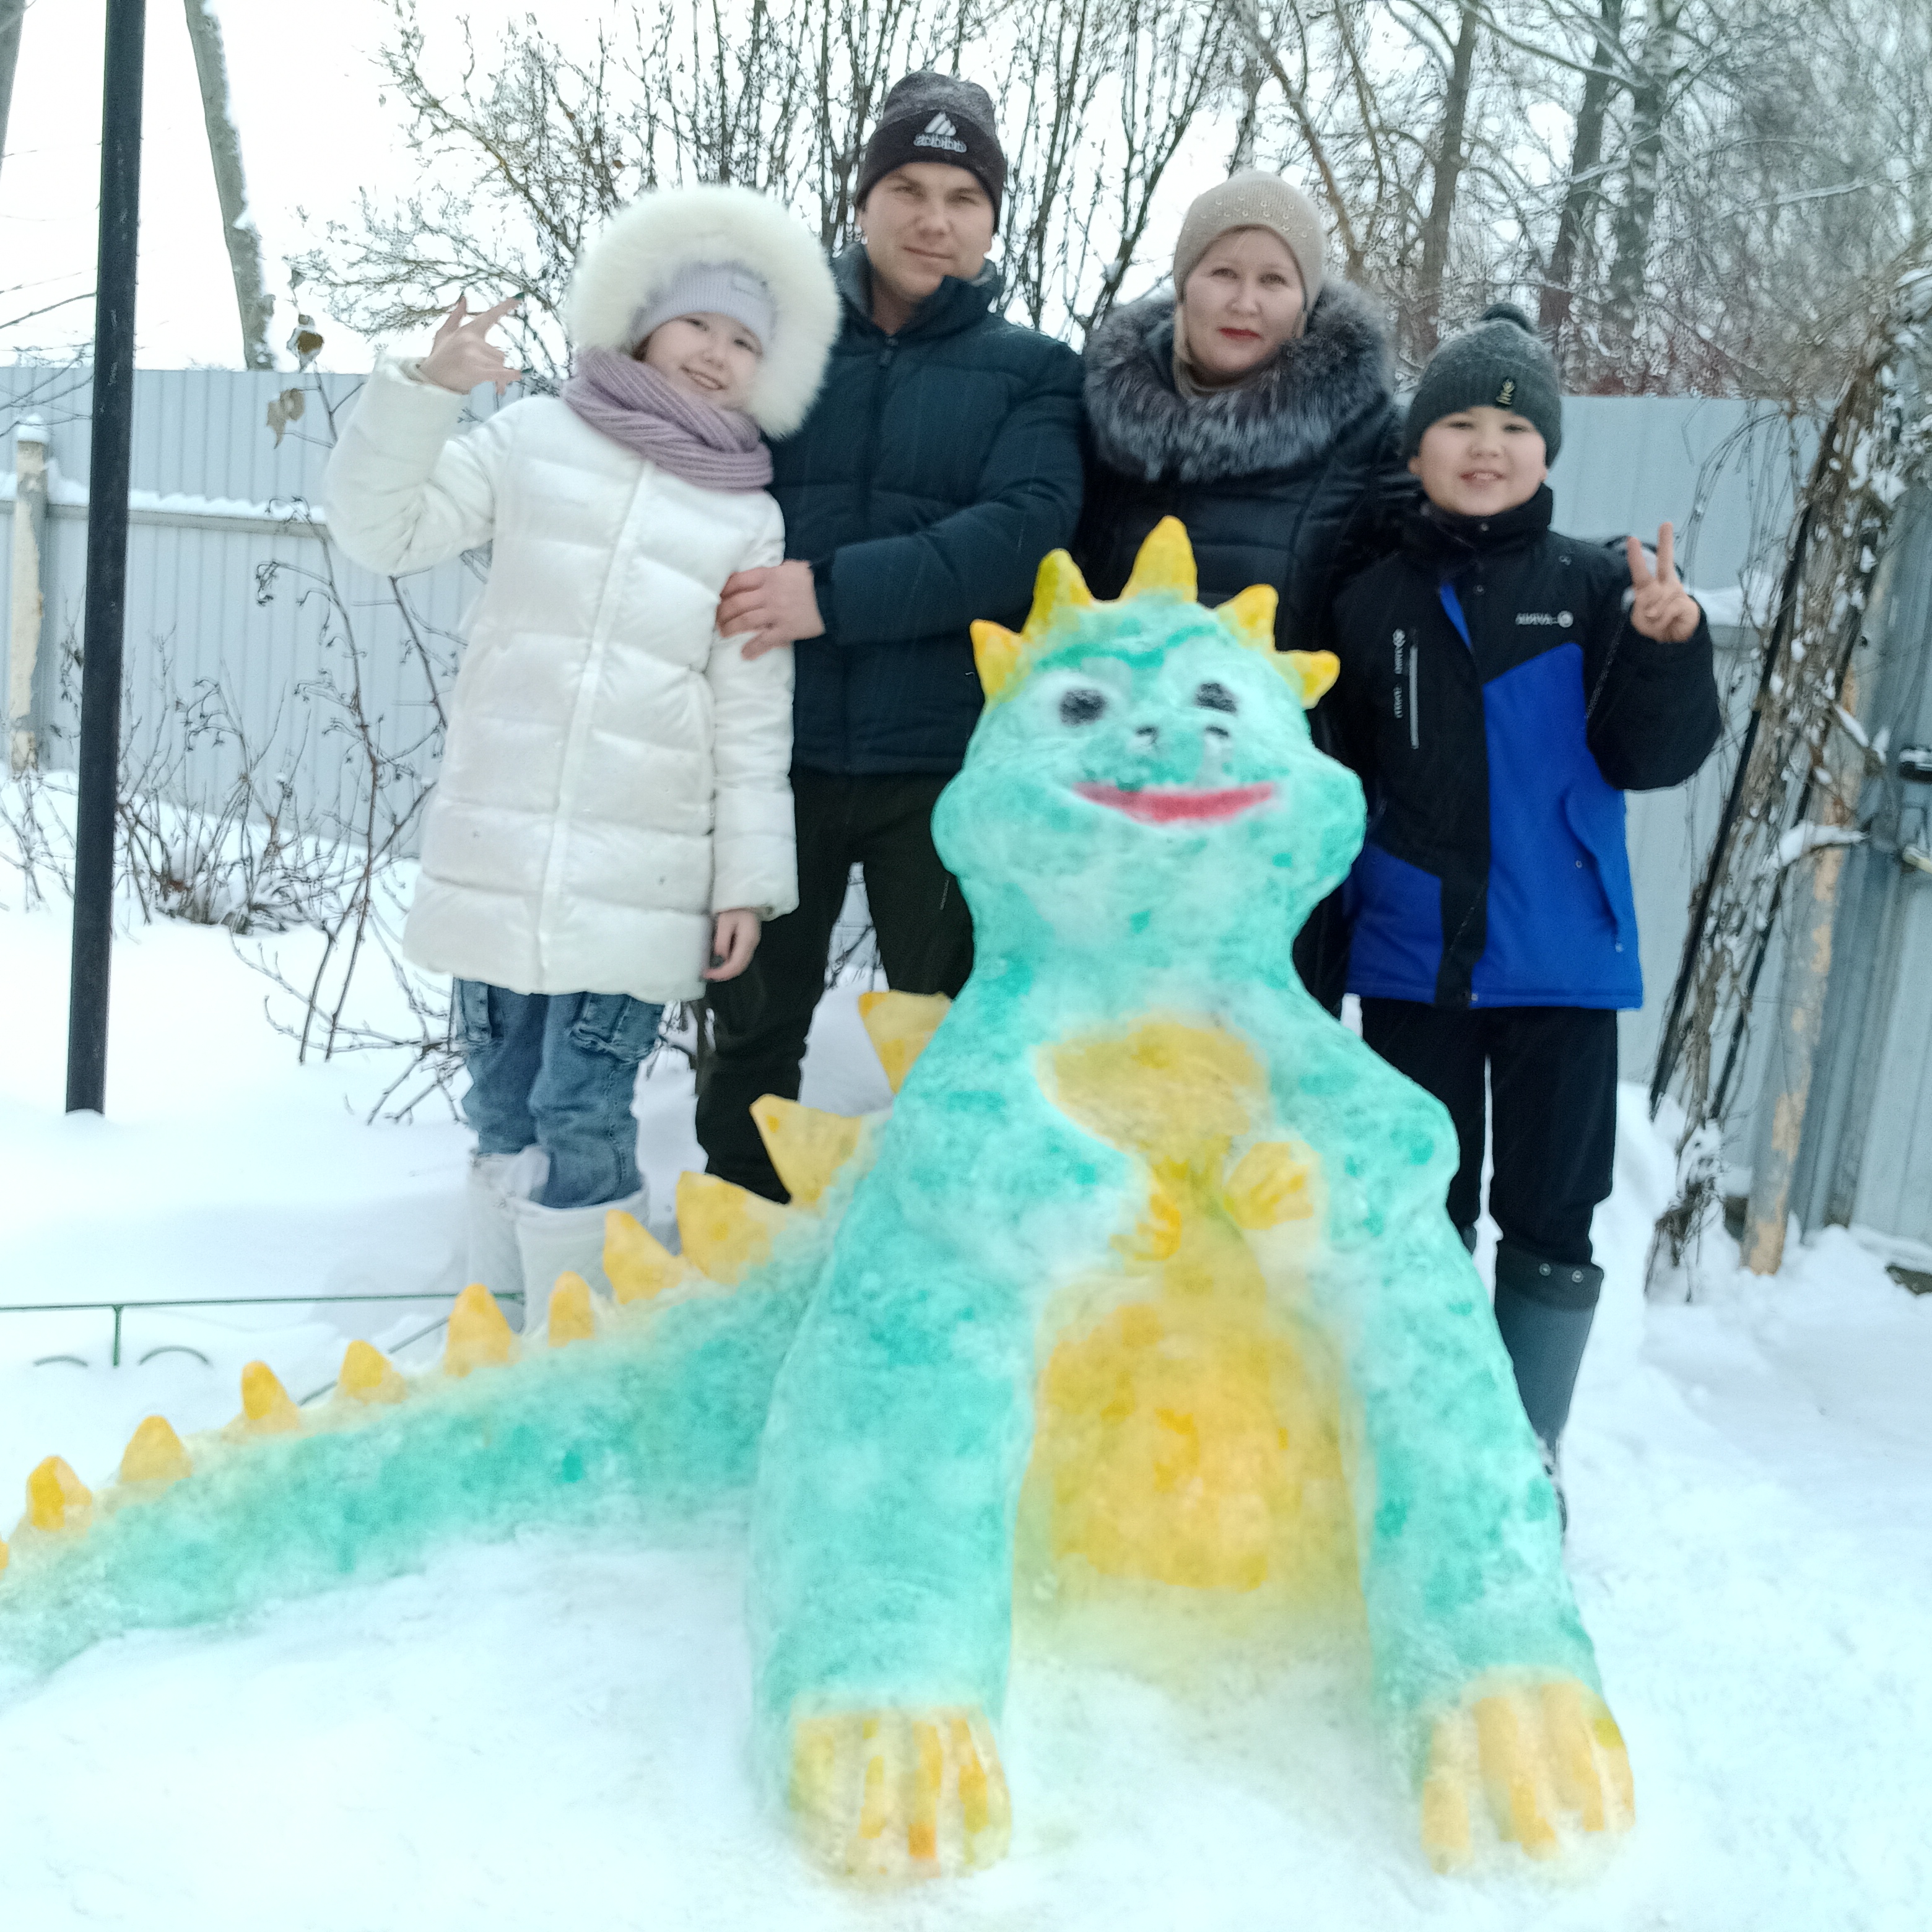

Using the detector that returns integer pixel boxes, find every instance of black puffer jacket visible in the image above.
[773,248,1085,776]
[1332,489,1721,1010]
[1073,284,1406,653]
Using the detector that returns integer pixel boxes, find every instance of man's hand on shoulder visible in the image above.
[1625,522,1702,643]
[718,560,826,660]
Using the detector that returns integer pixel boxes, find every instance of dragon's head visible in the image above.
[933,520,1366,974]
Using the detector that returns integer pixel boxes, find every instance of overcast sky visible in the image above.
[0,1,536,372]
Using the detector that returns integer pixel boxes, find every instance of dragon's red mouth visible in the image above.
[1072,781,1278,825]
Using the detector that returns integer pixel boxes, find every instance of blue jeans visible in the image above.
[455,982,664,1210]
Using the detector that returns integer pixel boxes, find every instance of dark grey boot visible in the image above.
[1492,1244,1603,1525]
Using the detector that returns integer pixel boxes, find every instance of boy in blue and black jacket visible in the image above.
[1328,304,1721,1482]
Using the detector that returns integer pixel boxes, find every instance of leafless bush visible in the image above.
[0,365,481,1123]
[0,614,465,1122]
[0,759,71,912]
[2,632,336,933]
[222,380,474,1120]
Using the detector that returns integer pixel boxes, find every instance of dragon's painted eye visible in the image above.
[1194,681,1238,714]
[1059,688,1108,726]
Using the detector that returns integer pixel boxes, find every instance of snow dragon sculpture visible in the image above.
[0,521,1632,1879]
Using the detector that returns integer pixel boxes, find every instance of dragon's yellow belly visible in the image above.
[1019,1017,1364,1627]
[1025,1258,1356,1606]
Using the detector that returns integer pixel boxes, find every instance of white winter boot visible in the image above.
[466,1147,550,1331]
[510,1185,647,1341]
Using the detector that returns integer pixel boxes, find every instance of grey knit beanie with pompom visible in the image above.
[1403,302,1562,459]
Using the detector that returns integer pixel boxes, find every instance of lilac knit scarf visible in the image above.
[562,347,772,492]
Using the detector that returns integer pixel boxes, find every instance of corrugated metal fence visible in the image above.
[1784,481,1932,1253]
[0,363,503,845]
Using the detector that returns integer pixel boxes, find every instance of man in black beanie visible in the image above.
[701,74,1084,1203]
[852,72,1009,228]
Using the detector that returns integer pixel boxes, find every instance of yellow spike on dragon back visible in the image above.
[443,1283,517,1377]
[233,1364,302,1436]
[546,1274,598,1347]
[856,990,951,1095]
[23,1458,91,1535]
[120,1417,193,1485]
[751,1097,866,1208]
[604,1208,695,1303]
[338,1339,410,1405]
[675,1173,792,1286]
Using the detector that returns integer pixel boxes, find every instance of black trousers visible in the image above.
[697,767,975,1199]
[1359,1000,1617,1266]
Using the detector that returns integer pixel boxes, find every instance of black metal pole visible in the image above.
[65,0,146,1115]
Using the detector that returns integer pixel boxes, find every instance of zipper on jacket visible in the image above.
[862,339,895,517]
[850,336,896,771]
[1408,641,1419,751]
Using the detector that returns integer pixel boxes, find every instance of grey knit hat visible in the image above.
[1404,302,1562,459]
[1173,172,1326,307]
[630,262,775,353]
[855,73,1007,224]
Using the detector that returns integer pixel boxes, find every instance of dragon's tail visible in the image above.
[0,1084,907,1690]
[0,998,946,1690]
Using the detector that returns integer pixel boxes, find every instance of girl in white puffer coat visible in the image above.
[326,186,838,1320]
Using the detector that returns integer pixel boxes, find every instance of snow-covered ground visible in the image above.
[2,893,1928,1931]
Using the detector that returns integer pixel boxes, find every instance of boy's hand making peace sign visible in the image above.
[1625,521,1702,643]
[418,295,524,397]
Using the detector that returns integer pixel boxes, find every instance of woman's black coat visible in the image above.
[1073,284,1408,1006]
[1073,284,1406,655]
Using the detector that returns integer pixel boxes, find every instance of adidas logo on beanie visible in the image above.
[855,73,1007,222]
[915,113,968,155]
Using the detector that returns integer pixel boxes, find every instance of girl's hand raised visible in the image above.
[419,295,524,397]
[1625,522,1702,643]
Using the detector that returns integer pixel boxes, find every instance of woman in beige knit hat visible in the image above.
[1074,169,1405,1003]
[1166,172,1329,393]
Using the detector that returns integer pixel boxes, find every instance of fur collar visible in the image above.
[1084,282,1392,485]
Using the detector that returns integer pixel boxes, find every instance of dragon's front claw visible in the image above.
[788,1704,1012,1881]
[1420,1676,1634,1873]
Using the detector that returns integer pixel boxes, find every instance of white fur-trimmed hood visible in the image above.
[567,185,839,437]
